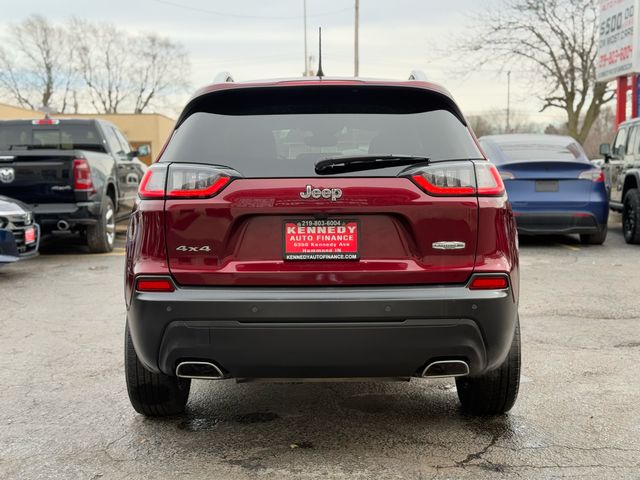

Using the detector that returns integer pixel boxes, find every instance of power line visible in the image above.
[151,0,351,20]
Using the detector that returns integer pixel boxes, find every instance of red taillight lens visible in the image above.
[167,164,230,198]
[409,161,505,197]
[138,165,167,199]
[73,159,94,192]
[475,162,505,196]
[138,164,231,199]
[469,276,508,290]
[410,161,476,196]
[578,168,605,182]
[136,278,175,292]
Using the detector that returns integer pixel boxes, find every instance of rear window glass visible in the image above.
[161,86,483,177]
[491,139,588,164]
[0,124,106,153]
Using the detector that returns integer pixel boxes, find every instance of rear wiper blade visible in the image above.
[315,154,429,175]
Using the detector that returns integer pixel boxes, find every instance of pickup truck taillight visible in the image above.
[73,159,95,192]
[138,163,231,199]
[410,161,505,197]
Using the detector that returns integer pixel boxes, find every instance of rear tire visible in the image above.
[87,197,116,253]
[456,318,521,416]
[622,188,640,244]
[580,225,607,245]
[125,323,191,416]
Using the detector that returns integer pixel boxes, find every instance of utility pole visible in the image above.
[303,0,308,76]
[506,70,511,133]
[354,0,359,77]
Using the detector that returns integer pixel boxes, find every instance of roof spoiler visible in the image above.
[213,72,235,83]
[408,70,427,81]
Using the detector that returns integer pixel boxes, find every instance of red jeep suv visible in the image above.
[124,74,521,417]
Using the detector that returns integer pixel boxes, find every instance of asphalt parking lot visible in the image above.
[1,214,639,480]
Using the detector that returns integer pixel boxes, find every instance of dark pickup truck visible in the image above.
[0,118,148,252]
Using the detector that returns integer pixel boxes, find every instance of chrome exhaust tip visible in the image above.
[56,220,70,231]
[421,360,470,378]
[176,361,226,380]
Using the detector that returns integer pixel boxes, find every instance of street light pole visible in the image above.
[354,0,359,77]
[506,70,511,132]
[303,0,308,76]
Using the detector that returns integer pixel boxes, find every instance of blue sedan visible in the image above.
[479,134,609,244]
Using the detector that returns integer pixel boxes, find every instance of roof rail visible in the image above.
[214,72,235,83]
[408,70,428,81]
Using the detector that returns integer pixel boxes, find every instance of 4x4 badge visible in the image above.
[299,185,343,201]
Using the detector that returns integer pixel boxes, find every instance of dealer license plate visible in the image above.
[283,219,359,261]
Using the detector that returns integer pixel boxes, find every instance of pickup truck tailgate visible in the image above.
[0,152,75,204]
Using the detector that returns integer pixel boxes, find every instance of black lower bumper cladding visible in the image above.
[127,283,518,379]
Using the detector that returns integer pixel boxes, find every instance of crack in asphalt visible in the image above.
[456,432,500,467]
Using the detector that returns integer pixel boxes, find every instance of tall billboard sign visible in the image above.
[597,0,640,82]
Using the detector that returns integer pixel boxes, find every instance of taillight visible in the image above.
[578,168,605,182]
[138,163,231,199]
[136,278,175,292]
[499,170,515,180]
[138,165,167,199]
[409,161,505,196]
[410,161,476,196]
[167,164,230,198]
[469,276,508,290]
[73,158,95,192]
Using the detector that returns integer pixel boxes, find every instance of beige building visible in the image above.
[0,103,175,164]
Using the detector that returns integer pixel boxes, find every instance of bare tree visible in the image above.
[131,34,190,114]
[72,20,130,114]
[0,15,76,111]
[458,0,613,144]
[72,20,190,114]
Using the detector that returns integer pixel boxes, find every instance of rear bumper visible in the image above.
[31,202,101,233]
[514,211,604,235]
[127,280,519,378]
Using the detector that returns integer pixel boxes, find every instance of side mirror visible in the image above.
[135,144,151,157]
[599,143,611,163]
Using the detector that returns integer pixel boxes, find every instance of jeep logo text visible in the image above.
[299,185,343,201]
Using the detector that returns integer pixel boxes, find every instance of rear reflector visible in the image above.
[578,169,605,182]
[136,279,175,292]
[469,276,508,290]
[73,159,95,192]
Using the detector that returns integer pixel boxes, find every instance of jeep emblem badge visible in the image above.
[299,185,343,201]
[0,167,15,184]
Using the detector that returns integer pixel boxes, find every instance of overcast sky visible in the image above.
[3,0,566,123]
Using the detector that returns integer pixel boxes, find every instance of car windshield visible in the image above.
[490,138,588,164]
[161,86,483,177]
[0,124,106,153]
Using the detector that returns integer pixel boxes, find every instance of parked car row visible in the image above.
[480,134,609,244]
[0,195,39,266]
[0,117,148,258]
[598,117,640,244]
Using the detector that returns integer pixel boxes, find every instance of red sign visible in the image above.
[283,219,359,261]
[24,226,36,244]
